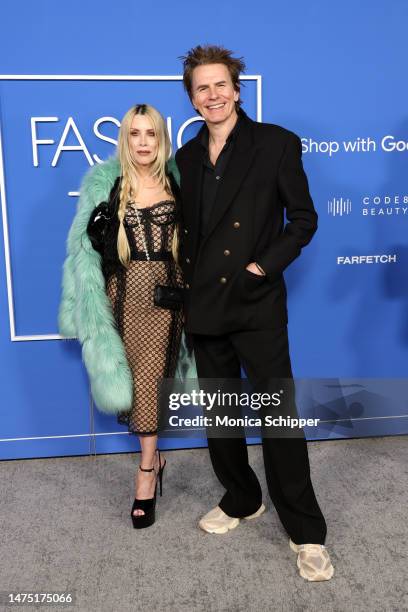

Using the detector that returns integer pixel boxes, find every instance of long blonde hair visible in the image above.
[116,104,178,266]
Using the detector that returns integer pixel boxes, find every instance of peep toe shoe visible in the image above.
[131,451,166,529]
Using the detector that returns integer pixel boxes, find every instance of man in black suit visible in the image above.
[175,45,334,581]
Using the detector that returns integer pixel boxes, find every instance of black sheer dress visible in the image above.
[106,199,183,435]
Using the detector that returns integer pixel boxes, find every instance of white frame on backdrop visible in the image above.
[0,74,263,342]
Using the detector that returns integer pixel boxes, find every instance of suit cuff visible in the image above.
[254,262,266,276]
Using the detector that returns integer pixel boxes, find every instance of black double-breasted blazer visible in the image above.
[175,109,318,335]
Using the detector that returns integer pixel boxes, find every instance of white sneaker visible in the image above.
[199,504,266,534]
[289,538,334,581]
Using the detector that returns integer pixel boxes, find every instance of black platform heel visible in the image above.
[130,451,166,529]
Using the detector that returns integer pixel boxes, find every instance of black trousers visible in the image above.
[191,327,327,545]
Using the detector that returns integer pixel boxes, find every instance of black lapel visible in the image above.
[201,111,257,245]
[167,169,180,198]
[178,128,205,256]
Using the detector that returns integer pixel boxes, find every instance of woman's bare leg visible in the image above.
[133,435,164,516]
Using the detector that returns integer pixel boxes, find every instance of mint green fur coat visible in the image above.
[58,156,194,415]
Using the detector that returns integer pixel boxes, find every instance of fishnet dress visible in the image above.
[106,199,183,435]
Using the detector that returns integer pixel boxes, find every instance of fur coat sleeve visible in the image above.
[58,157,133,414]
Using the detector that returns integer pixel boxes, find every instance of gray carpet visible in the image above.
[1,436,407,612]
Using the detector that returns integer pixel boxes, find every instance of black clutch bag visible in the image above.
[86,201,112,254]
[153,284,184,310]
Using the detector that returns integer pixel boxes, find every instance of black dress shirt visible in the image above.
[199,114,241,239]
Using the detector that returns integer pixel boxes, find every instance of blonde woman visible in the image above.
[59,104,188,528]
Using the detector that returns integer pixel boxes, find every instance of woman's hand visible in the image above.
[245,262,266,276]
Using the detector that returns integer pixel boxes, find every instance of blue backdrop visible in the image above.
[1,0,407,459]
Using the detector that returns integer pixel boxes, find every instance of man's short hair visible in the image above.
[180,44,246,109]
